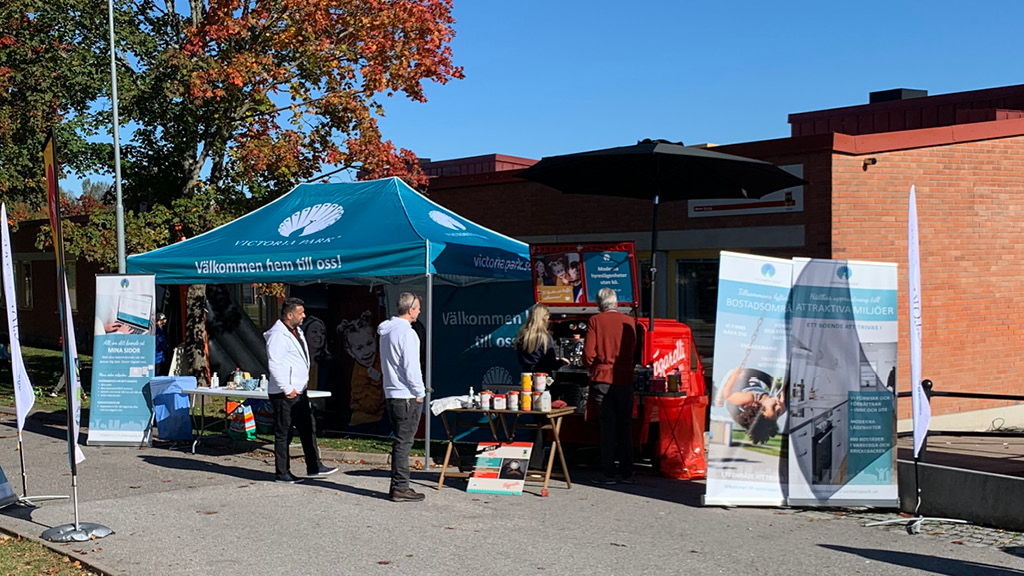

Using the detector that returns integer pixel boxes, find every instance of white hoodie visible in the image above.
[378,317,425,399]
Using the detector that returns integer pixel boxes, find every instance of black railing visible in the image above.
[896,380,1024,439]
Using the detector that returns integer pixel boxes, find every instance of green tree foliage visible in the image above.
[3,0,463,269]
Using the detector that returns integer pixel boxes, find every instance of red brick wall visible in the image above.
[428,146,833,259]
[831,136,1024,419]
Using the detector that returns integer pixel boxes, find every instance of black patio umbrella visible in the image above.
[517,139,807,331]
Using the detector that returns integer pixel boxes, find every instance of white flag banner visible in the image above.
[908,186,930,457]
[1,203,34,431]
[63,279,85,464]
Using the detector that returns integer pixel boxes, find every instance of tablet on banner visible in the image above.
[88,274,157,446]
[467,442,533,496]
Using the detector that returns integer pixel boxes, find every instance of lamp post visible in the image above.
[107,0,126,273]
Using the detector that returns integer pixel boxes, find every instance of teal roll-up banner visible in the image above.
[87,274,157,446]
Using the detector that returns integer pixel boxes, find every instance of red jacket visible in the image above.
[583,311,637,386]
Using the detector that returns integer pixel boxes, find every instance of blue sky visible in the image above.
[73,0,1024,191]
[372,0,1024,164]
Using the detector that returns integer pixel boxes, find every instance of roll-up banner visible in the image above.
[706,252,793,506]
[787,258,898,507]
[0,463,16,508]
[87,274,157,446]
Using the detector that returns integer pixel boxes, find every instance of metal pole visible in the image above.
[17,432,27,496]
[648,194,659,333]
[107,0,126,273]
[72,477,80,530]
[425,273,433,467]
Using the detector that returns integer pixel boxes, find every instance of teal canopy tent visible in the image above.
[127,177,530,285]
[127,177,531,463]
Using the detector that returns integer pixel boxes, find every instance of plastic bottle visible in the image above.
[234,368,243,386]
[259,374,268,392]
[211,372,220,388]
[468,386,476,408]
[540,390,552,412]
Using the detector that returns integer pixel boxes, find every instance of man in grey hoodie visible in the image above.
[378,292,426,502]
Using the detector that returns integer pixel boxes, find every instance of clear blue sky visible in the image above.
[72,0,1024,191]
[372,0,1024,164]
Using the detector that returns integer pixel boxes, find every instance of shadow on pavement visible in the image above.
[140,454,268,482]
[2,413,74,443]
[344,467,706,505]
[0,501,58,530]
[821,544,1024,575]
[303,478,391,501]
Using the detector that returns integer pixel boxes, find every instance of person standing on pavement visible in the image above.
[265,297,338,484]
[583,288,638,485]
[378,292,426,502]
[154,312,170,376]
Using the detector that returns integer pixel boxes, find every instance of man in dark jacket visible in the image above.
[583,288,638,484]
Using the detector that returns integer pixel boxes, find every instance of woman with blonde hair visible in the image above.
[514,304,568,373]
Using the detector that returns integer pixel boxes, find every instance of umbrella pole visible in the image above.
[648,195,659,333]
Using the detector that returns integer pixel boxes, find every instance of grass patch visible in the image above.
[0,346,92,413]
[732,428,783,457]
[320,435,401,455]
[0,533,97,575]
[318,435,478,458]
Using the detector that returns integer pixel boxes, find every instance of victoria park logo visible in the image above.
[836,266,852,280]
[120,278,130,289]
[279,203,344,238]
[429,210,466,231]
[760,263,776,278]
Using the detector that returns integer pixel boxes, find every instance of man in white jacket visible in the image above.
[378,292,426,501]
[265,297,337,483]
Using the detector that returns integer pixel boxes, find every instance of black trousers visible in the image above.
[589,383,634,479]
[270,391,320,478]
[385,398,422,491]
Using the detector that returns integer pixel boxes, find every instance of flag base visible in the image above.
[864,515,968,534]
[15,495,69,508]
[41,522,113,543]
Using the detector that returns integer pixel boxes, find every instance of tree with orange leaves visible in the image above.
[1,0,462,219]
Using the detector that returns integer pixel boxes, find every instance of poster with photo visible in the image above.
[289,284,390,434]
[534,252,583,304]
[467,442,533,496]
[706,252,792,506]
[531,242,639,309]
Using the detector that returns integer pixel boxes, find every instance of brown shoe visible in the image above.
[389,488,425,502]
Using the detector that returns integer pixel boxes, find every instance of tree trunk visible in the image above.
[184,284,209,386]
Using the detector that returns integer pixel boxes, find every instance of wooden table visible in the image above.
[437,406,575,496]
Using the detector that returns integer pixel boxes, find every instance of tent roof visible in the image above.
[126,177,530,285]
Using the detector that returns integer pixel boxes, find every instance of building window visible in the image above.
[15,261,32,310]
[676,259,719,362]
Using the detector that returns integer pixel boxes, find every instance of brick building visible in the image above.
[423,84,1024,428]
[7,217,100,350]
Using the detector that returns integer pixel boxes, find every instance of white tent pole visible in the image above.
[425,273,433,468]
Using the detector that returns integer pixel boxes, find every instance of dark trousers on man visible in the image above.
[385,398,422,492]
[270,391,320,478]
[590,383,634,480]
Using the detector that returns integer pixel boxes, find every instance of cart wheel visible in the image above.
[540,488,549,497]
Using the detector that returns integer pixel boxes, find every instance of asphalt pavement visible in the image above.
[1,409,1024,576]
